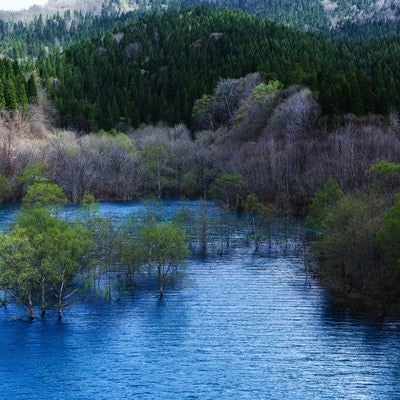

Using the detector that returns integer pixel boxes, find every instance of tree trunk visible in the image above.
[158,263,165,298]
[159,276,165,298]
[0,289,8,308]
[107,266,112,300]
[28,293,35,320]
[41,276,46,316]
[58,280,65,320]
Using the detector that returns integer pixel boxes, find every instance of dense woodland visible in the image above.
[182,0,400,29]
[308,162,400,315]
[0,59,37,111]
[0,5,140,59]
[181,0,330,30]
[4,0,399,32]
[36,8,400,131]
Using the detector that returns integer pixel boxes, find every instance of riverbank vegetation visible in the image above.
[308,162,400,316]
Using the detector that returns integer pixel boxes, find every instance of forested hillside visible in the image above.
[0,6,142,59]
[1,0,400,63]
[2,0,399,31]
[0,59,37,111]
[0,0,124,21]
[181,0,330,30]
[182,0,400,27]
[38,8,400,131]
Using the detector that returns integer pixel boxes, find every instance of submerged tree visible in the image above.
[0,183,92,320]
[118,215,143,282]
[243,193,271,251]
[7,208,93,319]
[139,221,188,297]
[0,230,37,319]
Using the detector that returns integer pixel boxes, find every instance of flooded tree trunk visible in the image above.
[158,263,167,298]
[107,267,112,300]
[126,267,133,282]
[58,269,66,320]
[199,208,208,257]
[159,278,164,298]
[58,281,65,320]
[41,277,46,316]
[28,293,35,320]
[268,226,272,249]
[0,289,8,308]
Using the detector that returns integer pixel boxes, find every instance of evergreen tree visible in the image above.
[3,78,17,111]
[0,79,5,109]
[27,74,38,103]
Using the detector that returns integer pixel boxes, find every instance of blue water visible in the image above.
[1,202,400,399]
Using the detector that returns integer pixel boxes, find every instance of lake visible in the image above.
[1,201,400,399]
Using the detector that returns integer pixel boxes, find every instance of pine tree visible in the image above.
[4,78,17,111]
[15,75,29,109]
[27,74,38,103]
[0,79,5,109]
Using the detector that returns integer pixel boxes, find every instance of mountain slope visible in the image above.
[2,0,399,29]
[322,0,400,26]
[180,0,400,29]
[39,8,400,131]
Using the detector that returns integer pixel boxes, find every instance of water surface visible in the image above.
[1,201,400,399]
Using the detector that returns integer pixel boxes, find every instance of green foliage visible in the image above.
[180,170,198,197]
[80,192,96,205]
[314,194,384,287]
[368,160,400,177]
[139,220,188,296]
[0,59,32,111]
[0,228,37,318]
[142,144,176,198]
[118,215,144,281]
[210,172,246,210]
[15,209,92,280]
[367,161,400,195]
[376,197,400,269]
[18,162,49,186]
[22,182,67,209]
[3,78,17,111]
[192,94,216,130]
[243,193,271,250]
[98,129,134,152]
[27,74,38,103]
[77,192,100,221]
[252,80,283,100]
[243,193,267,214]
[0,207,92,319]
[307,178,344,229]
